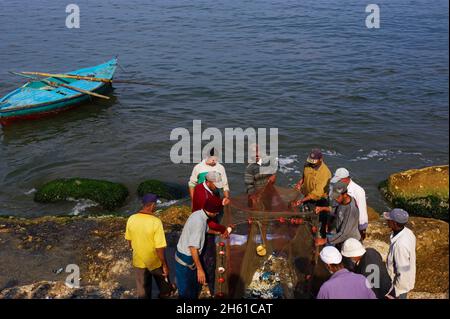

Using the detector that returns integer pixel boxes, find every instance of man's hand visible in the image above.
[221,230,230,239]
[248,194,258,208]
[162,263,170,277]
[315,238,327,246]
[294,179,303,191]
[315,206,323,214]
[197,268,206,284]
[359,229,367,241]
[268,175,276,184]
[222,197,230,206]
[291,199,303,207]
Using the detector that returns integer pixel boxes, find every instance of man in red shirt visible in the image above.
[192,171,231,296]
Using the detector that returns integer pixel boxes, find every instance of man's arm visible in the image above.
[220,165,231,194]
[189,246,206,284]
[156,247,169,276]
[188,165,199,200]
[244,165,256,195]
[356,190,369,230]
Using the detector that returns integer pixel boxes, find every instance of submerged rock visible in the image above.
[34,178,129,211]
[379,165,449,221]
[137,180,184,200]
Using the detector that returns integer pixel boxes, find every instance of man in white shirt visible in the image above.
[188,148,230,204]
[383,208,416,299]
[330,168,368,240]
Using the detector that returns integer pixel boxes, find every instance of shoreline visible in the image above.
[0,205,448,299]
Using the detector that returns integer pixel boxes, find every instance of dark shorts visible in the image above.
[135,267,174,299]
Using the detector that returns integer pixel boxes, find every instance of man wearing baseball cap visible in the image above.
[315,180,361,248]
[317,246,376,299]
[293,148,331,237]
[341,238,392,298]
[383,208,416,299]
[175,199,223,299]
[329,168,369,240]
[125,193,175,298]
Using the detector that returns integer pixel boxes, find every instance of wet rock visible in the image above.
[137,180,185,200]
[365,214,449,295]
[0,281,135,299]
[34,178,129,211]
[379,165,449,220]
[367,206,380,222]
[155,205,191,231]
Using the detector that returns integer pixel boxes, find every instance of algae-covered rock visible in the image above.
[34,178,129,211]
[137,179,183,200]
[379,165,449,221]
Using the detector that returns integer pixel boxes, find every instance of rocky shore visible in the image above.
[0,165,448,299]
[0,205,448,299]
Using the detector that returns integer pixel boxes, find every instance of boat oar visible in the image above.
[20,71,161,86]
[10,72,110,100]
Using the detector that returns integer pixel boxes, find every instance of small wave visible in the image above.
[350,150,424,162]
[68,199,98,216]
[157,199,179,207]
[278,155,299,174]
[321,149,342,157]
[336,95,369,102]
[24,188,37,195]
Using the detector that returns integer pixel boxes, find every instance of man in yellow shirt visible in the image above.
[294,149,332,237]
[125,193,174,299]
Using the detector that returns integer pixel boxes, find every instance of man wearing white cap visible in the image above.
[317,246,376,299]
[329,168,369,240]
[383,208,416,299]
[341,238,392,299]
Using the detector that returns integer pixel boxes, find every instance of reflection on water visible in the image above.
[0,0,448,216]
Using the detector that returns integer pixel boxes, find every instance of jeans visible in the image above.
[175,251,199,299]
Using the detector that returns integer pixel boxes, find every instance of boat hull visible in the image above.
[0,84,112,125]
[0,58,117,125]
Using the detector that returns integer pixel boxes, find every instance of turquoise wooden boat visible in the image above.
[0,58,117,124]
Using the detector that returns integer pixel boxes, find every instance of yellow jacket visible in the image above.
[301,162,332,200]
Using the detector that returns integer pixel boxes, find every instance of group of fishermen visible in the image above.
[124,147,417,299]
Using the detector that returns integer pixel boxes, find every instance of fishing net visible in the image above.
[215,185,329,299]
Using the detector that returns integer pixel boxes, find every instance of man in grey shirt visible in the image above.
[175,198,222,299]
[316,180,360,249]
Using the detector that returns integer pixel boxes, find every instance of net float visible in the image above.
[218,277,225,283]
[218,267,225,273]
[219,250,225,255]
[218,241,225,247]
[256,244,267,256]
